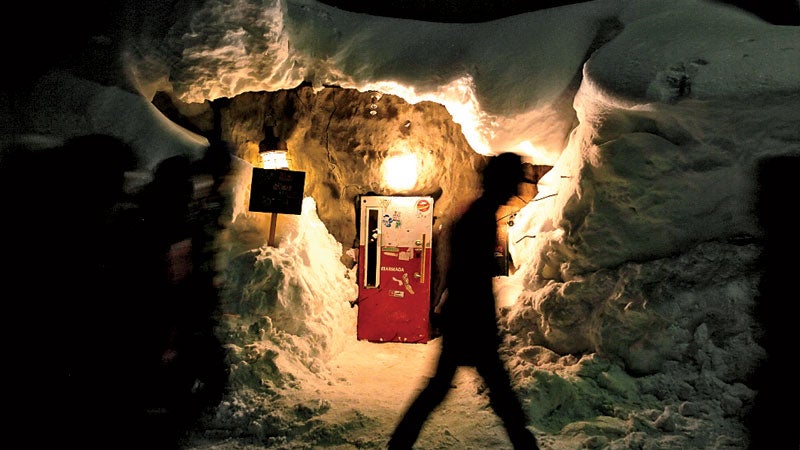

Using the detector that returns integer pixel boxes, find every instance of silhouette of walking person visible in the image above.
[388,152,539,449]
[132,145,231,447]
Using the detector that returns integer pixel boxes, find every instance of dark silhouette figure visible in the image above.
[745,155,800,449]
[0,134,143,445]
[132,144,232,447]
[1,136,231,447]
[388,153,539,449]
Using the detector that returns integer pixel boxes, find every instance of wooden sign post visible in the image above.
[267,212,278,247]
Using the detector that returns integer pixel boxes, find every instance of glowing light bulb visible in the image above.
[261,150,289,169]
[381,153,418,191]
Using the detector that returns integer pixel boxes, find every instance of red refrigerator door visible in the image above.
[356,196,433,343]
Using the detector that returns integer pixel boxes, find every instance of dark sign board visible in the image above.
[248,168,306,215]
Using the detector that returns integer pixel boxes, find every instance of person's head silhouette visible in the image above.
[481,152,523,203]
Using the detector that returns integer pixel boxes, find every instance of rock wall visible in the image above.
[154,83,489,307]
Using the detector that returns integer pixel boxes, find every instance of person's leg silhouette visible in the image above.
[388,349,458,449]
[476,353,539,450]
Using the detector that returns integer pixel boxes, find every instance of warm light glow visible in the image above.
[358,79,562,163]
[261,150,289,169]
[515,140,552,164]
[381,153,419,191]
[361,76,492,155]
